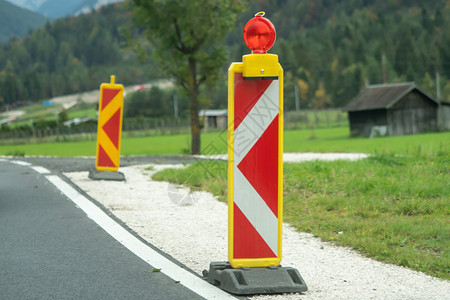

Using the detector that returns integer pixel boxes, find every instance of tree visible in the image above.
[297,79,309,100]
[58,108,69,126]
[124,87,176,118]
[130,0,244,154]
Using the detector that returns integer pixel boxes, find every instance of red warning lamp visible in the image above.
[243,12,276,54]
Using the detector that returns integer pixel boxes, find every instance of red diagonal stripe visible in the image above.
[237,114,279,216]
[233,203,276,259]
[234,73,272,130]
[101,88,121,110]
[102,108,121,149]
[97,144,116,168]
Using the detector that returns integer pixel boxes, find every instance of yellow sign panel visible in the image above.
[228,54,284,268]
[95,75,124,172]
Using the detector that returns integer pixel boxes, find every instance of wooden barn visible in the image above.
[343,83,439,137]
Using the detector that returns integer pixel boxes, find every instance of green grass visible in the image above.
[153,159,228,201]
[14,102,59,126]
[284,109,348,130]
[197,128,449,156]
[1,140,97,157]
[68,107,97,119]
[0,131,221,156]
[153,151,450,280]
[1,128,449,156]
[9,100,97,128]
[283,128,449,155]
[122,134,193,155]
[283,153,449,279]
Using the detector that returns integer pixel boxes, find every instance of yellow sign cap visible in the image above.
[242,53,279,78]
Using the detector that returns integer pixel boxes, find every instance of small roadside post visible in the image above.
[89,75,125,181]
[205,12,308,295]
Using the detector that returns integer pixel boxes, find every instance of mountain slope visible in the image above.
[0,0,47,43]
[37,0,123,19]
[5,0,46,11]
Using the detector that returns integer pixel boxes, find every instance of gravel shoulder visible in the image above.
[65,156,449,299]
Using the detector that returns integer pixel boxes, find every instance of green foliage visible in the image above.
[125,87,183,118]
[131,0,243,89]
[1,123,33,137]
[58,108,69,125]
[32,118,57,130]
[5,149,26,157]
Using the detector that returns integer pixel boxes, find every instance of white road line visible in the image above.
[45,175,236,300]
[10,160,32,166]
[31,166,51,174]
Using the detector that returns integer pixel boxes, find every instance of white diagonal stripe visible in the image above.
[233,80,279,164]
[234,167,278,255]
[232,79,280,256]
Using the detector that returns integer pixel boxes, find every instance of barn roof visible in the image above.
[199,109,228,117]
[343,82,438,112]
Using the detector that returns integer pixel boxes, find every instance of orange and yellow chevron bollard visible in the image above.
[95,75,124,172]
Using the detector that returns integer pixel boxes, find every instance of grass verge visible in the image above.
[1,128,449,156]
[152,152,450,280]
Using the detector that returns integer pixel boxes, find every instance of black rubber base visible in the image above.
[88,170,125,181]
[204,262,307,295]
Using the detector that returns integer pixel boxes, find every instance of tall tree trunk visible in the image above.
[188,57,201,154]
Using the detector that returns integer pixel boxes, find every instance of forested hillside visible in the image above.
[234,0,450,109]
[37,0,123,19]
[0,3,155,108]
[0,0,47,43]
[1,0,449,111]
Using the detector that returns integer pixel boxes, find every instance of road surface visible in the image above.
[0,159,204,299]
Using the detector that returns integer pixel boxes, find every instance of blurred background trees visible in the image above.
[0,0,449,114]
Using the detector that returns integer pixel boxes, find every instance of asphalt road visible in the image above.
[0,160,203,299]
[15,155,198,173]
